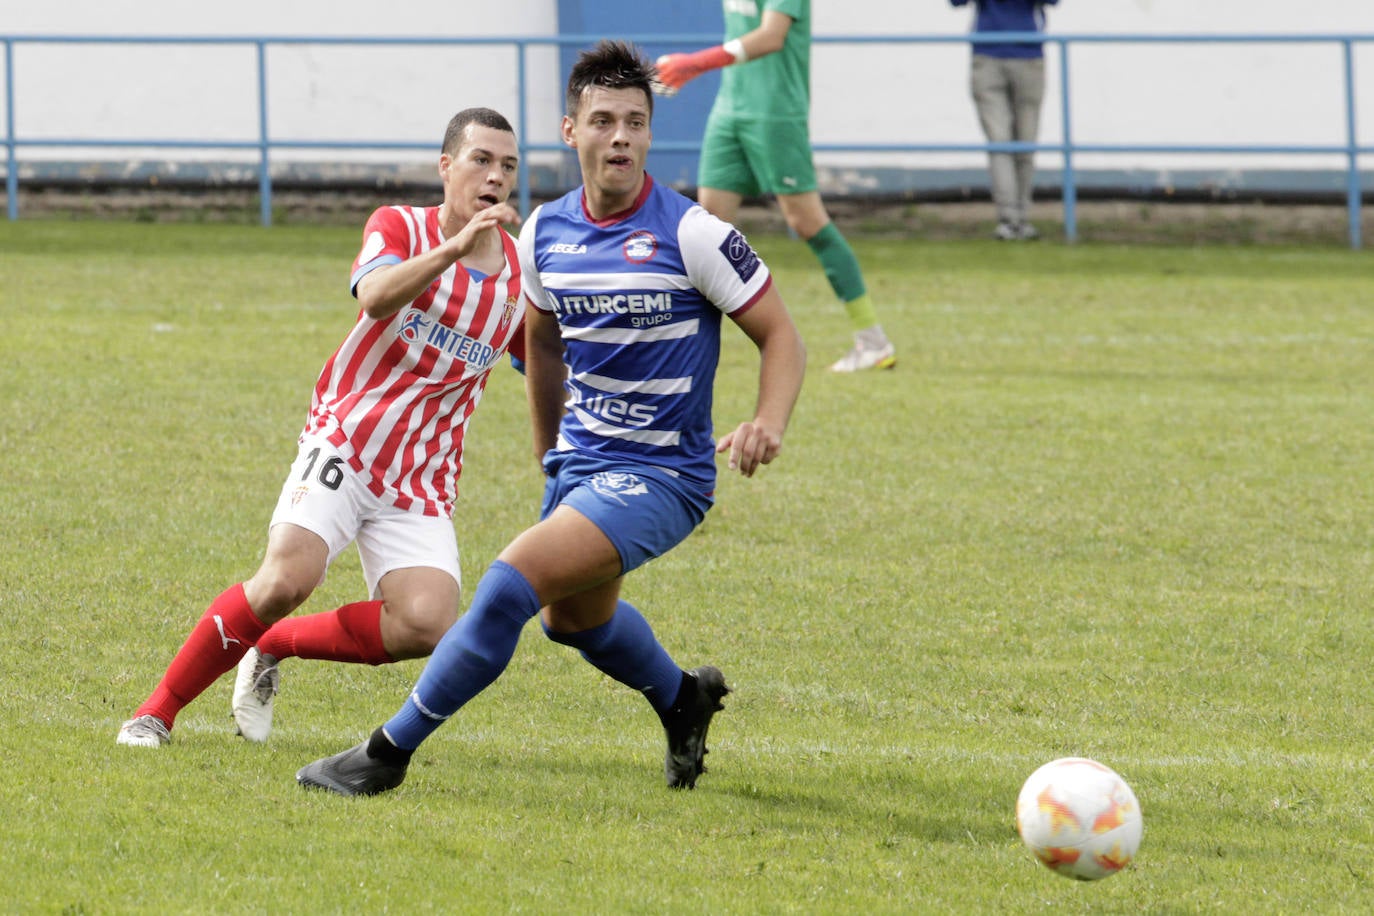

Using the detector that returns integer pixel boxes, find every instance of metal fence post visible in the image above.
[517,39,531,217]
[1343,38,1362,250]
[1057,37,1076,244]
[5,39,16,221]
[257,40,272,227]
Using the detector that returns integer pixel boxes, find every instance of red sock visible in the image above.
[255,600,393,666]
[135,584,269,729]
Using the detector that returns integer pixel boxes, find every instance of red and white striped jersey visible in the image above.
[302,205,525,517]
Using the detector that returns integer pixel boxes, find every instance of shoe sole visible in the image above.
[296,764,355,796]
[830,356,897,373]
[116,718,170,747]
[296,741,407,797]
[296,766,405,797]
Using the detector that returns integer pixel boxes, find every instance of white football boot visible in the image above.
[232,647,280,742]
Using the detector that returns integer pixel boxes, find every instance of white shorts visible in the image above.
[269,433,461,599]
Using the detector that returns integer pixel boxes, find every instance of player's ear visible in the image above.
[438,153,452,181]
[561,116,576,148]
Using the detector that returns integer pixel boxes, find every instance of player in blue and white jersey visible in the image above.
[517,154,775,489]
[297,39,806,795]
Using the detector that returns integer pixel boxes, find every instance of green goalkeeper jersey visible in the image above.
[716,0,810,121]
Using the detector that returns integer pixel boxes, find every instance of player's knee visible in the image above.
[384,601,458,658]
[790,213,829,242]
[412,611,457,654]
[244,567,317,618]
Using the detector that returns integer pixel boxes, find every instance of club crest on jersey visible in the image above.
[499,295,519,330]
[719,229,760,283]
[622,230,658,264]
[589,471,650,505]
[291,485,309,506]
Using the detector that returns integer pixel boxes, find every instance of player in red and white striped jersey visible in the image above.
[117,108,527,749]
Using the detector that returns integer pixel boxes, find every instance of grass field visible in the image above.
[3,218,1373,913]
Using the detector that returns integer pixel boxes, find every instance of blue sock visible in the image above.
[383,560,540,750]
[541,599,684,714]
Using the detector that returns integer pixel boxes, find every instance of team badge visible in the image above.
[719,230,760,283]
[290,485,309,506]
[622,230,658,264]
[589,471,650,506]
[499,295,519,330]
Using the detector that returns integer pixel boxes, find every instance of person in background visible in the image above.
[951,0,1059,240]
[116,108,526,748]
[294,39,806,796]
[655,0,896,373]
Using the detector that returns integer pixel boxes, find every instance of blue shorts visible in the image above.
[540,451,713,575]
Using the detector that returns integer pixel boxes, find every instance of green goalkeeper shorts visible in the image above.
[697,112,818,198]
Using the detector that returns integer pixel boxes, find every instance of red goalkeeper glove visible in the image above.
[654,45,738,94]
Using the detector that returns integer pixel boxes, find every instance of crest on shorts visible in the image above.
[589,471,649,506]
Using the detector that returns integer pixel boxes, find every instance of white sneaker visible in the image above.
[117,714,170,747]
[232,648,280,742]
[829,339,896,373]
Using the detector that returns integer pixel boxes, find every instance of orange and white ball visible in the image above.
[1015,757,1143,881]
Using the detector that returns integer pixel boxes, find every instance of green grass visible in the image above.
[3,219,1374,913]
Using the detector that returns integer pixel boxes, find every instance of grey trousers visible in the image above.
[970,54,1046,225]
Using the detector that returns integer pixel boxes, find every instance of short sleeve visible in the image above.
[678,206,773,316]
[349,206,412,295]
[516,205,551,313]
[765,0,806,18]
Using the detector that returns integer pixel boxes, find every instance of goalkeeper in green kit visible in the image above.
[656,0,896,373]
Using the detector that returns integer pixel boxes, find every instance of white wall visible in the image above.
[3,0,566,166]
[5,0,1374,178]
[820,1,1374,173]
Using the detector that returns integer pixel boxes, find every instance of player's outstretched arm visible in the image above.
[717,285,806,477]
[653,10,793,94]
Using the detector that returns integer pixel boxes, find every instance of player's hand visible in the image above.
[654,46,735,95]
[452,202,521,256]
[716,420,783,478]
[653,54,695,94]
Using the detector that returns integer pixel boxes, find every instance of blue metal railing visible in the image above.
[1,33,1370,246]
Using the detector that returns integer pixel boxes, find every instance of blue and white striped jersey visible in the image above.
[517,175,773,489]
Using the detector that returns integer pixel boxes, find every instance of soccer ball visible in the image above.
[1015,757,1142,881]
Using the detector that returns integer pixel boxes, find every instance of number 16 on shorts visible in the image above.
[270,434,366,541]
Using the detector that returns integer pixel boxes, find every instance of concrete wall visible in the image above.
[5,1,1374,194]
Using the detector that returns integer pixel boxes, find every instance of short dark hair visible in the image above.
[565,39,655,120]
[442,107,515,156]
